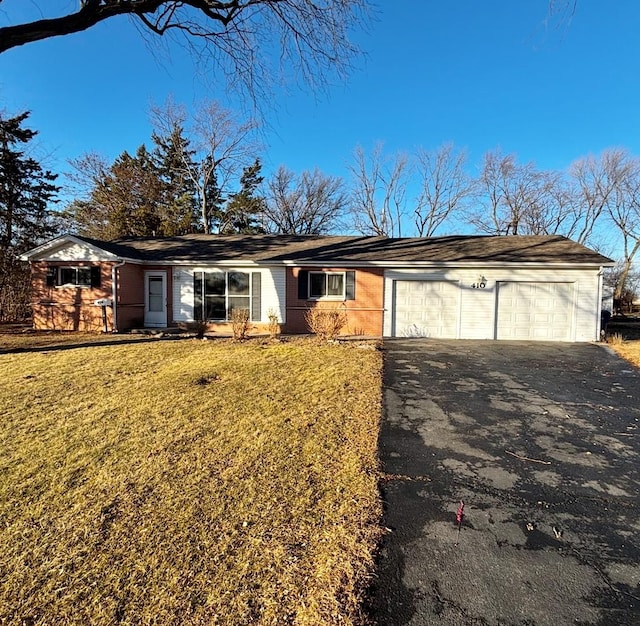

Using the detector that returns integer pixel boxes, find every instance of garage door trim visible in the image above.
[392,279,461,338]
[495,280,576,341]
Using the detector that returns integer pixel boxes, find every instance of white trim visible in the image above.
[495,281,577,341]
[308,270,346,300]
[390,279,461,338]
[20,235,121,261]
[144,271,168,328]
[55,266,92,288]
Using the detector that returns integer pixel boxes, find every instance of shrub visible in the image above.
[305,306,348,341]
[606,332,624,345]
[179,320,208,339]
[267,308,280,339]
[231,308,251,341]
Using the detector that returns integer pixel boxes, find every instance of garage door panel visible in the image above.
[393,280,459,338]
[497,282,574,341]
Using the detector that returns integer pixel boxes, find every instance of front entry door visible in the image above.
[144,271,167,327]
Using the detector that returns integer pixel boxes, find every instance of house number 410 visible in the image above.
[471,282,487,289]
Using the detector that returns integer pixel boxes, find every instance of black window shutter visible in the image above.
[345,271,356,300]
[193,272,203,321]
[46,266,56,287]
[298,270,309,300]
[90,266,101,288]
[251,272,262,321]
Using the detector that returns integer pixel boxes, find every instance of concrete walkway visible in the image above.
[370,340,640,626]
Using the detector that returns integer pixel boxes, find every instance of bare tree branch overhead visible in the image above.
[0,1,369,97]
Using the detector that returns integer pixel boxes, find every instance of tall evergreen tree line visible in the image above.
[67,124,265,238]
[0,111,59,321]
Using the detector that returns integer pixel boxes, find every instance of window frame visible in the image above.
[308,271,346,301]
[56,266,92,288]
[194,270,260,322]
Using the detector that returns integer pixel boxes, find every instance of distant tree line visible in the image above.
[4,101,640,321]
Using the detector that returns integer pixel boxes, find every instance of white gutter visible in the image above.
[111,260,126,332]
[596,266,605,340]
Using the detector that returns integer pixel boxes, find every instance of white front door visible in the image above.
[144,271,167,327]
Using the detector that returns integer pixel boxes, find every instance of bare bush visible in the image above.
[606,332,624,345]
[231,308,251,341]
[179,320,209,339]
[304,306,348,341]
[267,308,280,339]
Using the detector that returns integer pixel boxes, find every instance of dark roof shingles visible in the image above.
[78,234,613,265]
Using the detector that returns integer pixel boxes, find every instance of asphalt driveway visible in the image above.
[370,340,640,626]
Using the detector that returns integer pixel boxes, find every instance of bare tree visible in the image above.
[471,149,568,236]
[600,151,640,299]
[151,97,259,233]
[564,149,631,245]
[348,144,408,238]
[413,143,473,237]
[0,1,368,100]
[263,166,347,235]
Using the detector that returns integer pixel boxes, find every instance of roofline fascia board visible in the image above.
[133,259,614,269]
[141,259,263,267]
[278,260,615,269]
[28,255,136,263]
[19,234,124,262]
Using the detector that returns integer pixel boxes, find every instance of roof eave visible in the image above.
[135,258,615,268]
[19,235,124,262]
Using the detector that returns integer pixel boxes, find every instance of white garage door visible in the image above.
[497,282,575,341]
[393,280,459,337]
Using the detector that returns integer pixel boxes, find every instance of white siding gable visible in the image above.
[37,241,118,261]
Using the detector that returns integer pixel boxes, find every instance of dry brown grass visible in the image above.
[0,335,382,625]
[610,338,640,368]
[0,331,147,352]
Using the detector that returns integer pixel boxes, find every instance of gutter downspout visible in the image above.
[111,260,126,332]
[597,267,605,341]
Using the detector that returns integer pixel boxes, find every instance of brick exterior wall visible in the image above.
[283,266,384,336]
[113,264,144,331]
[30,262,175,332]
[31,261,114,331]
[30,262,384,335]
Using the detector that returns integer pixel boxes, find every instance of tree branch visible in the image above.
[0,1,277,53]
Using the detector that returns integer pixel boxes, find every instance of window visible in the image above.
[194,271,261,321]
[47,266,101,288]
[309,271,345,299]
[297,270,356,301]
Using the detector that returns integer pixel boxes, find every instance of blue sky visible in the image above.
[1,1,640,231]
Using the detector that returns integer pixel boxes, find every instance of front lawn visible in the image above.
[0,337,382,625]
[611,338,640,368]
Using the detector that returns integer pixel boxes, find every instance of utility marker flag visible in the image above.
[455,500,465,545]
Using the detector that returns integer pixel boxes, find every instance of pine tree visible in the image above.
[152,125,200,235]
[68,144,178,239]
[0,111,59,320]
[220,159,266,234]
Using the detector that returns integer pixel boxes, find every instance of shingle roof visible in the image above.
[74,233,612,266]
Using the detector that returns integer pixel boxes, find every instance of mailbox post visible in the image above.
[94,298,112,333]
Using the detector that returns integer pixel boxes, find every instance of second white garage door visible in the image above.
[496,281,575,341]
[393,280,459,337]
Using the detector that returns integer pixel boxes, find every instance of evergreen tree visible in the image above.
[0,111,59,320]
[68,144,189,239]
[152,125,200,234]
[219,159,266,234]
